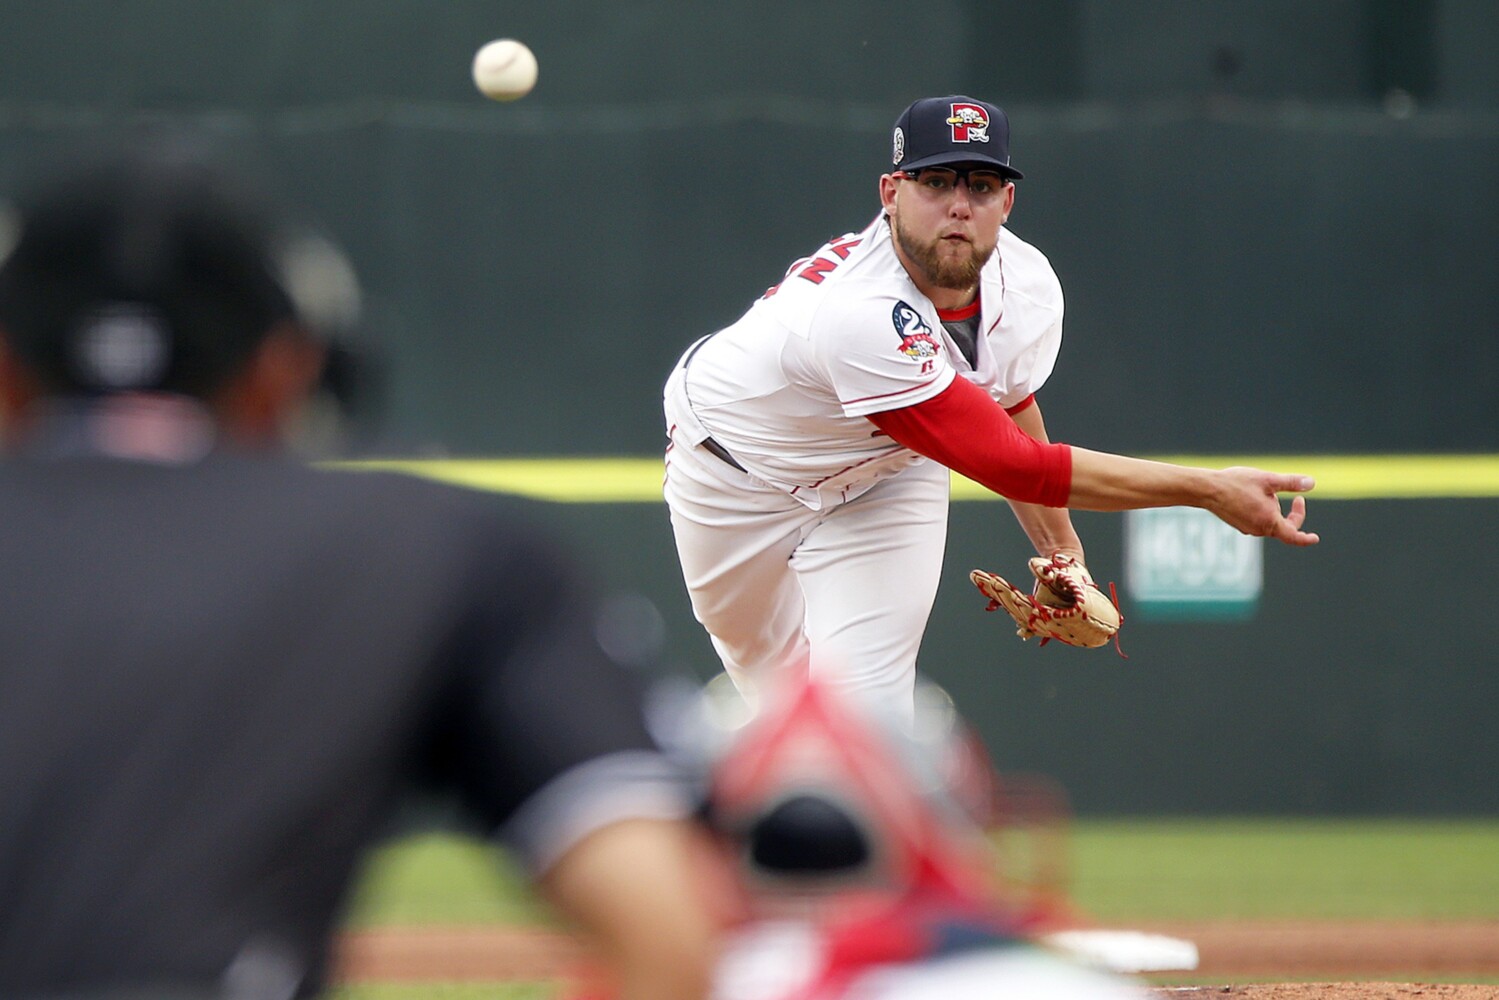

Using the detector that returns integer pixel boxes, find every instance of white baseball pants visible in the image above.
[664,433,950,720]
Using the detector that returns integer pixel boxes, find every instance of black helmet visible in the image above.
[0,144,302,398]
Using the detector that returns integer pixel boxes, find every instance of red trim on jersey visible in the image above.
[935,298,980,323]
[842,374,945,407]
[985,254,1007,336]
[806,449,911,490]
[867,378,1071,507]
[1004,393,1036,416]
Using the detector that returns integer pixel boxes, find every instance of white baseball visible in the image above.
[471,39,538,102]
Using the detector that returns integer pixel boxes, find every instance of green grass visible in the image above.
[342,833,552,927]
[343,818,1499,928]
[333,821,1499,998]
[1070,818,1499,921]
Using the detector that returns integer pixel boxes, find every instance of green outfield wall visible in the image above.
[348,456,1499,816]
[518,485,1499,817]
[3,2,1496,814]
[1,1,1495,456]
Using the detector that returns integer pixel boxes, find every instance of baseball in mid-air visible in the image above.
[472,38,537,101]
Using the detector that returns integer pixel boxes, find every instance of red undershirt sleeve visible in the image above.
[866,377,1073,507]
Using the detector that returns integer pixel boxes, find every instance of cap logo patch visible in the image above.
[892,126,906,166]
[946,103,991,144]
[892,301,940,360]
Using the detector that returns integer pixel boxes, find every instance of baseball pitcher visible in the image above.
[663,95,1317,719]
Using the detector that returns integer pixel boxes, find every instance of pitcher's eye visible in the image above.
[919,170,957,191]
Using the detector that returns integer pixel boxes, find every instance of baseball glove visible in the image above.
[969,554,1123,649]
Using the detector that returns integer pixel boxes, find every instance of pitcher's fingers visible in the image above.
[1273,515,1320,546]
[1273,473,1316,495]
[1285,494,1308,529]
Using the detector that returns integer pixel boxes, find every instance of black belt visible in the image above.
[679,333,746,472]
[700,435,746,472]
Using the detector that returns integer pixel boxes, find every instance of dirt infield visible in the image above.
[334,921,1499,994]
[1164,988,1499,999]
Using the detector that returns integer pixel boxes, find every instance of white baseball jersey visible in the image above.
[663,211,1068,713]
[665,213,1064,511]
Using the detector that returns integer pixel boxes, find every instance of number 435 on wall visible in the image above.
[1124,507,1263,621]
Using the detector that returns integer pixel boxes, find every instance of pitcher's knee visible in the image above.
[712,626,807,679]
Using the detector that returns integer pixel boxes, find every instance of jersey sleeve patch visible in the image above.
[892,300,942,362]
[803,290,955,418]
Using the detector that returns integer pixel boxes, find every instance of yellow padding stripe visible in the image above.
[338,458,663,502]
[338,455,1499,503]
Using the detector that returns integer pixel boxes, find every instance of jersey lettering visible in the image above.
[764,237,865,295]
[796,257,839,285]
[763,255,815,298]
[794,235,863,284]
[826,236,862,260]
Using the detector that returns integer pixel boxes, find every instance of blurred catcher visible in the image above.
[0,143,716,1000]
[622,670,1158,1000]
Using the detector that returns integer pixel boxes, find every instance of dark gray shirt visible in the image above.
[0,426,682,998]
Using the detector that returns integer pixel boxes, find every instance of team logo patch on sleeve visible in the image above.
[892,301,940,360]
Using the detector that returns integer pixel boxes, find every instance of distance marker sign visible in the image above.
[1124,507,1263,621]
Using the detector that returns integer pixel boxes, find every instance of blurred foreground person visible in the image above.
[653,671,1155,1000]
[0,148,716,1000]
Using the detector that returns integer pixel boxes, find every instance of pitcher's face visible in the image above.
[882,166,1013,292]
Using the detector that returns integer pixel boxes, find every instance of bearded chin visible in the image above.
[894,220,996,290]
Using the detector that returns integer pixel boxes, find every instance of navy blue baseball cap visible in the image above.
[890,95,1024,180]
